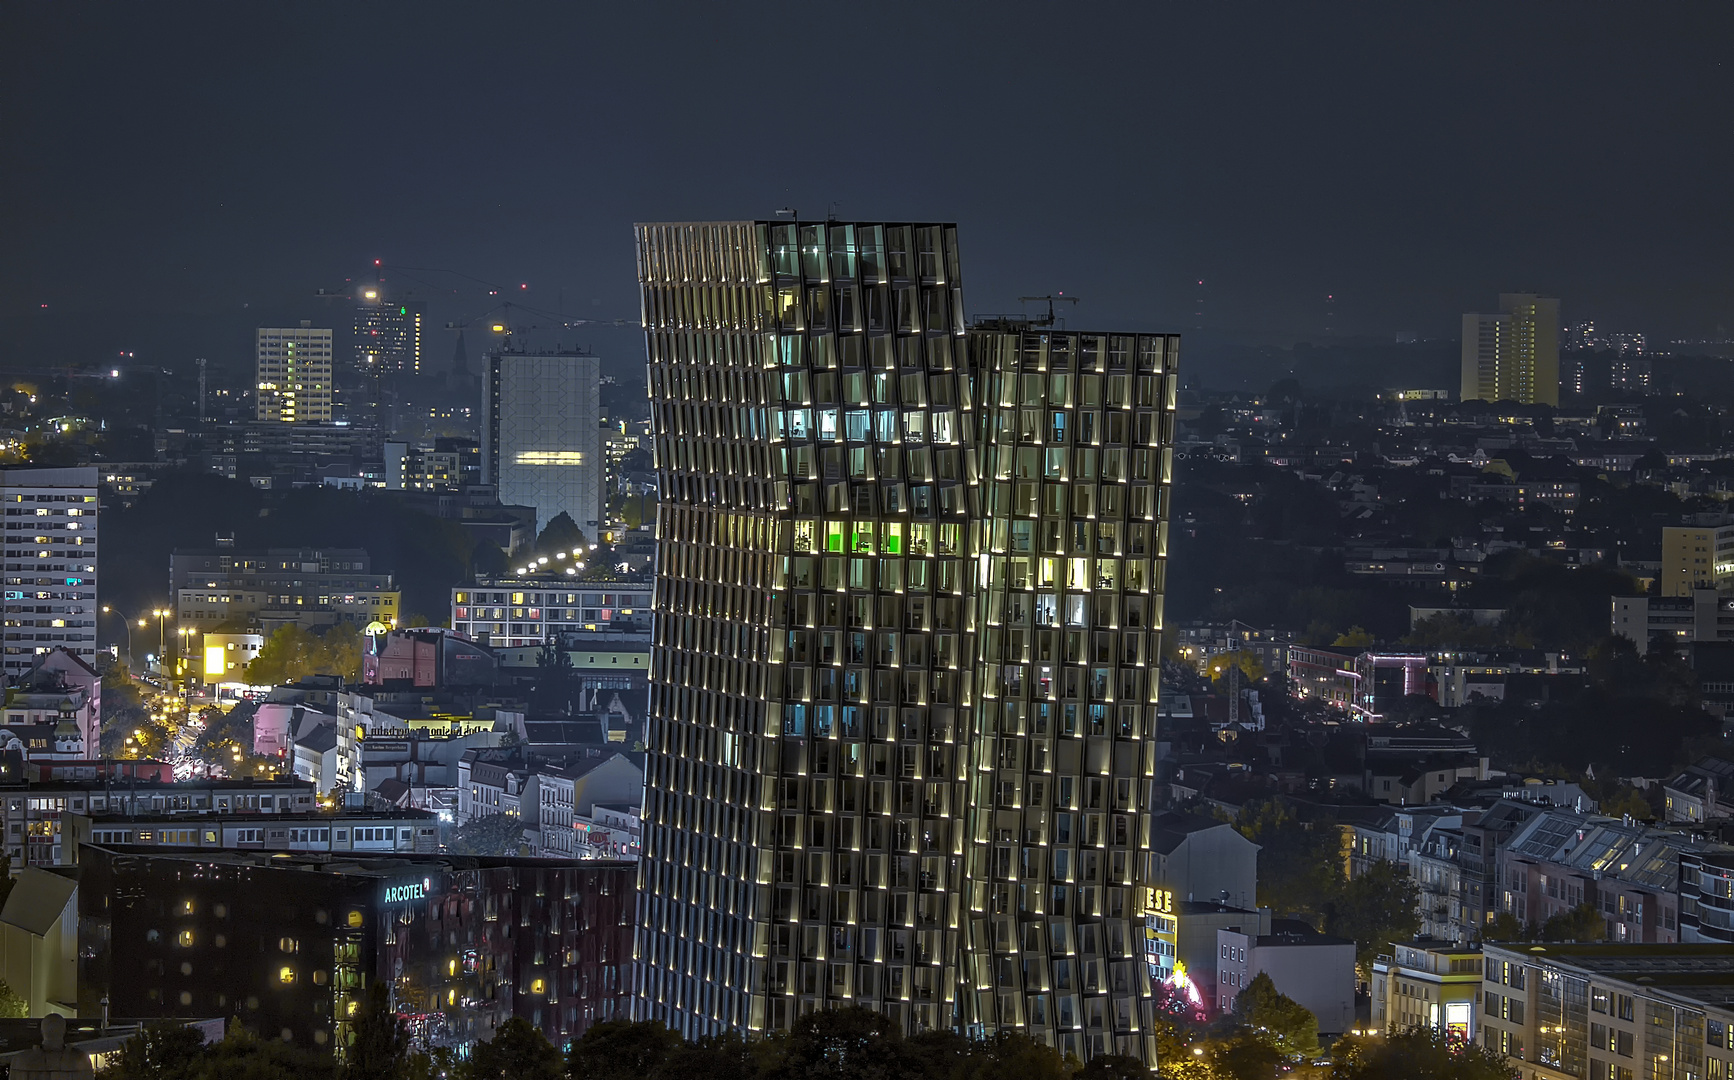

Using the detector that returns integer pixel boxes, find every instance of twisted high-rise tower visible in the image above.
[634,220,1176,1064]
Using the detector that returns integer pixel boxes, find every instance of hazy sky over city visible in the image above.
[3,2,1731,368]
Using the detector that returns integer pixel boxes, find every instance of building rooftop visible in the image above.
[0,776,313,792]
[78,808,435,823]
[84,845,634,877]
[1489,943,1734,1005]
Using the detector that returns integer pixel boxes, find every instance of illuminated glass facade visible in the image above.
[634,221,1175,1064]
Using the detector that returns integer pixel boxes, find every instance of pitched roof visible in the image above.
[1149,811,1252,856]
[0,867,76,937]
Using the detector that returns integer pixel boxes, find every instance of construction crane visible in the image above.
[444,301,635,344]
[1017,294,1081,327]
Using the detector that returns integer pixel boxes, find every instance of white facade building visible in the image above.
[0,468,98,679]
[482,350,604,539]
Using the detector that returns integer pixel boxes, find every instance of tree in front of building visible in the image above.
[1538,902,1607,943]
[342,983,409,1080]
[565,1019,683,1080]
[447,813,525,856]
[1231,971,1320,1058]
[1207,650,1266,686]
[465,1018,562,1080]
[244,622,365,687]
[1324,859,1421,971]
[102,1021,207,1079]
[1233,800,1342,918]
[1331,1025,1518,1079]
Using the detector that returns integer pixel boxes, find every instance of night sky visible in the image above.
[3,3,1731,375]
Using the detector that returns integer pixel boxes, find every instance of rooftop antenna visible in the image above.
[195,358,207,423]
[1017,294,1080,328]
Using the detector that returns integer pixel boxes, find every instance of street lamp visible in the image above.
[152,608,170,666]
[102,606,144,666]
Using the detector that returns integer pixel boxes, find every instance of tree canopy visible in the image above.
[1231,972,1319,1058]
[447,813,525,857]
[245,622,364,686]
[1331,1025,1517,1079]
[1324,860,1423,971]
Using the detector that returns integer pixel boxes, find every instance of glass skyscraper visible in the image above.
[634,220,1176,1064]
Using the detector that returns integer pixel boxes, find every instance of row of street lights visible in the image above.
[100,605,173,670]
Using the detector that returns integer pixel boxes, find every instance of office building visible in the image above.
[1481,941,1734,1080]
[255,323,334,423]
[0,468,98,680]
[354,293,424,377]
[1460,294,1560,407]
[483,350,604,540]
[634,220,1176,1062]
[78,847,636,1052]
[171,547,399,633]
[1662,525,1734,597]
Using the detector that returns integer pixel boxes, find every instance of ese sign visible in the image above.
[1140,886,1175,916]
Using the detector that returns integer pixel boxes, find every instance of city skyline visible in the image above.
[4,4,1733,376]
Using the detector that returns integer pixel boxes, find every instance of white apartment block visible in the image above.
[0,467,98,679]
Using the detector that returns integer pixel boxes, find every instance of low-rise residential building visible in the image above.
[1169,901,1271,1013]
[67,809,439,860]
[171,547,400,633]
[361,628,501,689]
[1288,645,1358,710]
[1370,940,1482,1038]
[1217,921,1357,1036]
[1666,757,1734,824]
[6,650,100,753]
[450,576,653,647]
[1147,811,1260,910]
[0,777,317,866]
[1613,589,1734,656]
[1498,810,1690,942]
[583,802,641,860]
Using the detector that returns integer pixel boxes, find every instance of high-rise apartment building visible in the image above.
[255,322,334,423]
[0,467,98,678]
[634,220,1174,1063]
[1460,293,1560,407]
[354,292,424,376]
[482,350,604,539]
